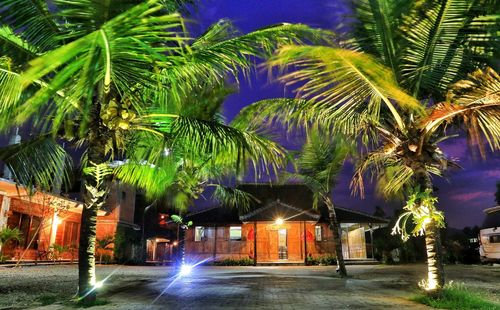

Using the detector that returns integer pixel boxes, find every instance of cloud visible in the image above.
[450,191,491,202]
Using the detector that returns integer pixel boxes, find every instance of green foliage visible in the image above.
[212,258,254,266]
[392,188,445,241]
[48,244,71,261]
[83,162,113,209]
[96,235,114,251]
[113,225,141,264]
[306,255,337,266]
[412,282,500,310]
[0,227,23,252]
[0,136,72,193]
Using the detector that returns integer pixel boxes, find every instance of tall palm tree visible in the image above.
[284,132,352,277]
[235,0,499,293]
[0,0,324,302]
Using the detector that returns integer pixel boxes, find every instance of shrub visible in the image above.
[212,258,254,266]
[307,254,337,266]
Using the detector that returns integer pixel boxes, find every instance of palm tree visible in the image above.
[235,0,499,293]
[0,1,324,301]
[0,227,23,257]
[284,132,352,277]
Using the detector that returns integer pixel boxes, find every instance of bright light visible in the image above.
[275,218,284,225]
[55,218,62,225]
[173,241,178,246]
[94,280,104,289]
[179,264,193,276]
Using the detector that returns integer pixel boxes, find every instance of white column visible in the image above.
[0,195,11,230]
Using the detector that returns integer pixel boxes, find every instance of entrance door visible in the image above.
[278,228,288,259]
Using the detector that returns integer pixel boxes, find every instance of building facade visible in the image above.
[0,178,137,261]
[183,184,388,264]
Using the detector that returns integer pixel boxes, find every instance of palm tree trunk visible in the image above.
[177,226,186,268]
[424,220,445,292]
[78,104,108,304]
[325,197,347,277]
[416,169,445,293]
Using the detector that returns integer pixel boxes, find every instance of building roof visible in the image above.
[186,183,389,225]
[239,200,320,222]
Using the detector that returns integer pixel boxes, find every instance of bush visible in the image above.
[212,258,254,266]
[412,282,500,310]
[307,255,337,266]
[114,225,141,264]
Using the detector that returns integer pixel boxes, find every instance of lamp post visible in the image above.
[141,201,156,263]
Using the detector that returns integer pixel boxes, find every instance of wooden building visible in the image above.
[184,184,388,264]
[0,178,137,261]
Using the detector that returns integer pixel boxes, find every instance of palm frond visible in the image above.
[8,1,185,133]
[353,0,410,78]
[232,98,312,132]
[0,56,22,119]
[268,45,421,132]
[0,26,38,63]
[139,114,288,177]
[0,136,72,192]
[424,67,500,157]
[400,0,497,98]
[212,185,258,210]
[0,0,61,51]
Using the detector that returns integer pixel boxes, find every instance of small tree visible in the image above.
[96,235,114,264]
[171,214,192,268]
[0,227,23,257]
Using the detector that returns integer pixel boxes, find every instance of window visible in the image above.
[7,212,41,249]
[490,235,500,243]
[230,226,242,241]
[315,225,322,241]
[63,221,79,246]
[194,226,205,242]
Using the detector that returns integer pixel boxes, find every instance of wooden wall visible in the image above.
[184,221,343,263]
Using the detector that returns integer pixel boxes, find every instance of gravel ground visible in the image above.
[0,264,498,309]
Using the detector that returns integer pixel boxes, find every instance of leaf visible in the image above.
[268,45,421,131]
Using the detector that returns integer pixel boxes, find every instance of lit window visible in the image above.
[315,225,322,241]
[194,226,205,242]
[230,226,242,240]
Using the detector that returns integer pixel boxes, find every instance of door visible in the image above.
[278,228,288,259]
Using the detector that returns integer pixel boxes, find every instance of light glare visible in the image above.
[180,264,193,276]
[94,280,104,289]
[275,218,284,225]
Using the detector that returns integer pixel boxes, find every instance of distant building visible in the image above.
[0,178,137,261]
[182,184,388,265]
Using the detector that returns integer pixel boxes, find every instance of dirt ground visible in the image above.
[0,264,499,309]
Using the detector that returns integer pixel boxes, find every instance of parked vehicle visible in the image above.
[479,206,500,264]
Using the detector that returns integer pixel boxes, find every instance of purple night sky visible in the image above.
[188,0,500,228]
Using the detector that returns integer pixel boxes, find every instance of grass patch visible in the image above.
[412,282,500,310]
[37,294,60,306]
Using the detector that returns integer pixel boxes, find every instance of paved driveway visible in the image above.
[2,264,499,309]
[100,266,430,310]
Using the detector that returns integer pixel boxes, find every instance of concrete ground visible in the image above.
[0,264,499,309]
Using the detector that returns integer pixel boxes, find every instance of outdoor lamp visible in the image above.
[275,218,284,225]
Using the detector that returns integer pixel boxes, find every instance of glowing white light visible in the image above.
[180,264,193,276]
[173,241,178,246]
[275,218,284,225]
[94,280,104,289]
